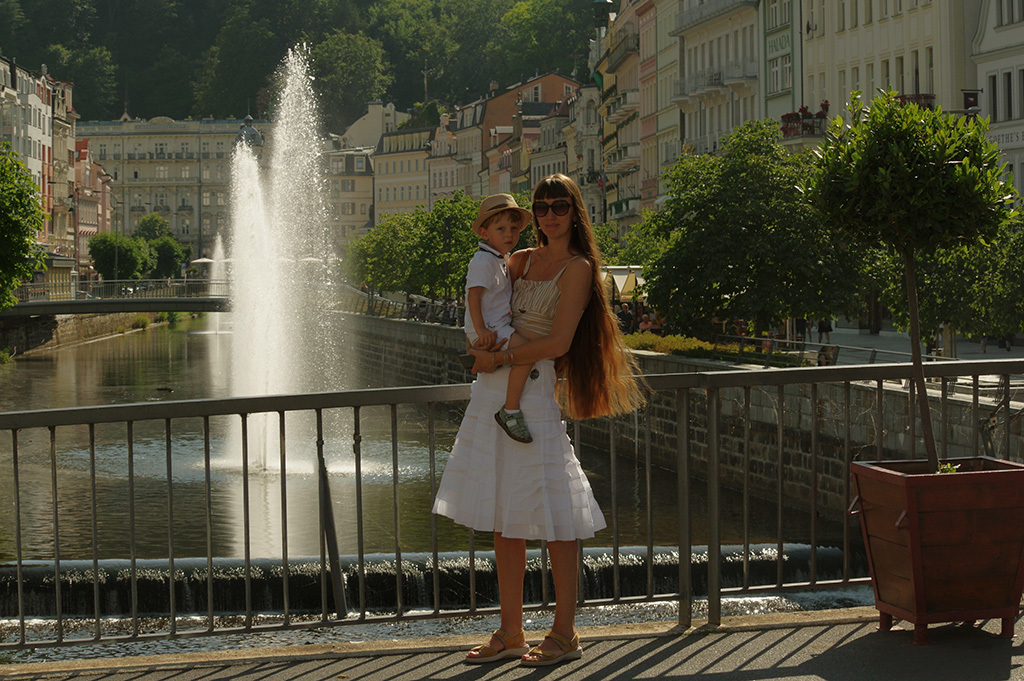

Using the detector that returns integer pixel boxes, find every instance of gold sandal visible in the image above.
[520,630,583,667]
[464,628,529,664]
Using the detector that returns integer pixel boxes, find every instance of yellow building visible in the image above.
[374,126,432,224]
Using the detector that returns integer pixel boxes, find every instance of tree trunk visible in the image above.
[904,249,939,470]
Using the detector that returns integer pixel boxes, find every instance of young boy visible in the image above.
[464,194,535,443]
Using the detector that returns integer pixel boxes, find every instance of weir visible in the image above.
[0,545,866,618]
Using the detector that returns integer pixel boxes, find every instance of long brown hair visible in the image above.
[532,174,644,419]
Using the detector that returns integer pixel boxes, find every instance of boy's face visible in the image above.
[476,211,523,255]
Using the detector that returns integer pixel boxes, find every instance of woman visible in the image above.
[433,174,643,667]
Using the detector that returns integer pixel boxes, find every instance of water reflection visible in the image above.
[0,320,836,564]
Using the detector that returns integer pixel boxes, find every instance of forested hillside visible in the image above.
[0,0,596,132]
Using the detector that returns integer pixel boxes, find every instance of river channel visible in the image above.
[0,316,830,564]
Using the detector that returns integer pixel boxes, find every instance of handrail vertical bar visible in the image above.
[279,411,291,625]
[875,380,884,461]
[353,406,366,619]
[49,426,64,642]
[843,382,852,581]
[468,529,477,612]
[971,377,980,456]
[428,402,441,615]
[128,421,139,637]
[203,416,214,632]
[707,386,721,626]
[12,430,26,645]
[240,413,252,628]
[940,378,949,461]
[909,379,917,459]
[810,383,818,584]
[610,417,620,601]
[644,402,654,598]
[391,404,404,617]
[165,418,176,635]
[317,408,346,619]
[742,386,751,590]
[776,385,784,587]
[89,425,101,640]
[1003,374,1011,459]
[675,393,692,626]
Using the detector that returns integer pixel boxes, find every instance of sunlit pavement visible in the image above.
[6,608,1024,680]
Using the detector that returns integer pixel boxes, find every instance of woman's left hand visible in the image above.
[469,338,508,373]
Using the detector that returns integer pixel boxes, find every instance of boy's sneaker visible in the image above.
[495,408,533,443]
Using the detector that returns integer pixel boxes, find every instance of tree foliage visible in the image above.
[0,142,46,310]
[133,212,173,241]
[347,190,533,300]
[809,91,1016,469]
[88,231,153,280]
[641,120,862,336]
[310,31,392,133]
[149,235,189,278]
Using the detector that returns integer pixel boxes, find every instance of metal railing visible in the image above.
[3,359,1024,651]
[12,279,230,304]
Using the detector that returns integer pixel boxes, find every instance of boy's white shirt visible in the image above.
[464,241,513,336]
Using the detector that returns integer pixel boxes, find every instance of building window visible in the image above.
[341,202,356,215]
[767,0,780,29]
[865,0,873,22]
[356,157,365,169]
[851,0,859,26]
[1005,71,1014,120]
[990,74,999,121]
[769,58,781,94]
[181,165,191,179]
[782,55,792,90]
[839,0,846,30]
[156,165,168,179]
[341,179,355,192]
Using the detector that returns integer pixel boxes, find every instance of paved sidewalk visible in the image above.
[5,608,1024,681]
[820,323,1024,365]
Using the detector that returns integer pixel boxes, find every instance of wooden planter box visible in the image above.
[851,457,1024,644]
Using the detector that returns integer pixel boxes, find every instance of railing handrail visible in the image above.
[5,358,1022,430]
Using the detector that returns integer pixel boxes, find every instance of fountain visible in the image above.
[226,48,341,471]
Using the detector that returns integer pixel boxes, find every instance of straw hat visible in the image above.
[471,194,533,233]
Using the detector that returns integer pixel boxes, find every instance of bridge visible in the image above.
[4,279,230,316]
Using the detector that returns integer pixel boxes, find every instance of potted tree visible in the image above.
[810,91,1020,644]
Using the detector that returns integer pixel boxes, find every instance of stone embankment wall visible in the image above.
[0,313,156,356]
[344,313,1018,520]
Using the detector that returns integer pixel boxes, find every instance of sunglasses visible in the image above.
[533,199,572,218]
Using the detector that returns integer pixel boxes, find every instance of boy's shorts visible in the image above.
[466,322,516,347]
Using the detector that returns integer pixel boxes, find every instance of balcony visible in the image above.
[897,93,936,110]
[606,88,640,125]
[672,77,699,113]
[607,195,639,220]
[127,153,138,160]
[780,114,827,142]
[154,204,171,213]
[724,60,758,96]
[605,141,640,173]
[606,32,639,73]
[176,204,194,213]
[695,69,728,102]
[155,152,166,159]
[129,205,146,213]
[672,0,757,35]
[662,139,682,166]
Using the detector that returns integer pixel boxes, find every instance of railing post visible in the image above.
[676,388,691,628]
[316,409,347,619]
[707,386,721,626]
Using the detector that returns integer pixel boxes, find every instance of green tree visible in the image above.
[193,7,280,118]
[346,212,419,294]
[643,120,862,336]
[148,235,188,278]
[310,30,392,133]
[0,142,46,310]
[133,212,173,241]
[810,92,1016,469]
[42,44,119,121]
[88,232,153,281]
[405,192,481,300]
[488,0,594,87]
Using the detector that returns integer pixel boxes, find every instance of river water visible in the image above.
[0,317,829,564]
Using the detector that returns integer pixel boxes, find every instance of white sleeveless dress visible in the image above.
[432,254,607,541]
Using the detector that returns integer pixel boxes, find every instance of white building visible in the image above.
[973,0,1024,199]
[336,101,408,150]
[671,0,760,156]
[77,116,270,258]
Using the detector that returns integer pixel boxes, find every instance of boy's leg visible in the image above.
[504,332,532,411]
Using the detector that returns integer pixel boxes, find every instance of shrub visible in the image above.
[0,348,13,364]
[131,314,150,329]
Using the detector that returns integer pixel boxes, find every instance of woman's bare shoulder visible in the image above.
[508,248,533,279]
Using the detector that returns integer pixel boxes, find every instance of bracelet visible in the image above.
[490,352,497,368]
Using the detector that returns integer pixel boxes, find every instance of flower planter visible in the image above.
[851,456,1024,644]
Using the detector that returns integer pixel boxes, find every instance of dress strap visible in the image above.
[552,255,585,282]
[521,252,534,276]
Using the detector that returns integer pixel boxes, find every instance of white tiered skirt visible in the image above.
[432,360,606,542]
